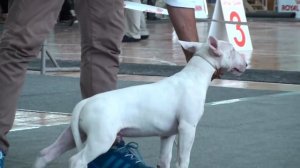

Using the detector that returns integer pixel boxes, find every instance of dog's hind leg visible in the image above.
[34,126,85,168]
[157,135,176,168]
[69,150,88,168]
[70,127,117,167]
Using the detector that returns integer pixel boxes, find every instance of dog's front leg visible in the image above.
[176,121,196,168]
[157,135,176,168]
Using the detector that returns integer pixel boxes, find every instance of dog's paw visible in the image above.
[33,156,48,168]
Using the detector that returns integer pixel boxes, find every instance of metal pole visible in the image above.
[40,42,47,75]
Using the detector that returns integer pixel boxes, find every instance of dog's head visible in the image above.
[179,36,247,76]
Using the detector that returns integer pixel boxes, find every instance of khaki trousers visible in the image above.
[124,0,149,39]
[0,0,124,153]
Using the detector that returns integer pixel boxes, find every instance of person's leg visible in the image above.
[146,0,159,20]
[140,11,150,39]
[59,0,72,21]
[166,5,198,61]
[75,0,124,98]
[37,0,124,165]
[124,0,142,41]
[0,0,65,154]
[0,0,8,22]
[0,0,8,13]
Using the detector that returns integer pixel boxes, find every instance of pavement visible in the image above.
[4,74,300,168]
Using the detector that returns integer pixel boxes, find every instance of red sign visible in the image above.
[281,5,299,11]
[195,5,203,11]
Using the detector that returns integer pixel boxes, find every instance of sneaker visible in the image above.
[88,141,153,168]
[0,150,4,168]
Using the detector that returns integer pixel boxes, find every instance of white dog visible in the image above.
[34,36,247,168]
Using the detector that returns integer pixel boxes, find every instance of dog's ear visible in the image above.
[178,40,203,54]
[208,36,222,56]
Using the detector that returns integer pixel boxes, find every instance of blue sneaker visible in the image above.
[88,141,153,168]
[0,150,4,168]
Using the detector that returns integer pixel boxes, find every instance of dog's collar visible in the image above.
[197,56,223,80]
[197,55,218,71]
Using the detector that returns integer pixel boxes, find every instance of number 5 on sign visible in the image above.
[208,0,253,51]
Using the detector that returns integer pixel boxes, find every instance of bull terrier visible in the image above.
[34,36,247,168]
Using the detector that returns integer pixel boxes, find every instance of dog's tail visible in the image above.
[71,99,87,151]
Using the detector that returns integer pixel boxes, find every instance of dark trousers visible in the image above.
[0,0,124,153]
[0,0,8,13]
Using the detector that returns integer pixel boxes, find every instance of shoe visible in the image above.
[146,13,160,21]
[0,150,5,168]
[141,35,149,40]
[122,35,141,42]
[88,141,153,168]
